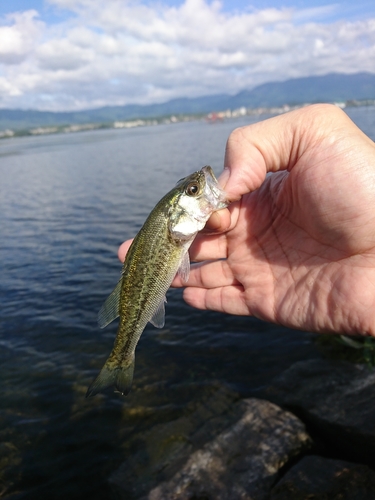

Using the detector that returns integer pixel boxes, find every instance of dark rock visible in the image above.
[110,384,242,498]
[265,359,375,462]
[270,455,375,500]
[110,397,311,500]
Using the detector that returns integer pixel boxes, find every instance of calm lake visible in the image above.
[1,107,374,499]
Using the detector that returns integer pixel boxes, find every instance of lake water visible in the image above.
[1,107,374,499]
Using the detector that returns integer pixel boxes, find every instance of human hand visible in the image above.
[168,104,375,335]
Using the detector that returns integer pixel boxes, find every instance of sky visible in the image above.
[0,0,374,111]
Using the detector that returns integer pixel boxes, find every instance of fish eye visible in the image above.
[186,182,200,196]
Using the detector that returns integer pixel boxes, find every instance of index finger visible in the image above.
[118,239,133,262]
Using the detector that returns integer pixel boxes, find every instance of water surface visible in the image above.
[1,107,374,499]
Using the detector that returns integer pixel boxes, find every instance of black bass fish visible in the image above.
[86,166,228,397]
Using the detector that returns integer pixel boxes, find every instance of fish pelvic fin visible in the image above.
[86,353,135,398]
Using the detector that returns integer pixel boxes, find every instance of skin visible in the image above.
[119,104,375,336]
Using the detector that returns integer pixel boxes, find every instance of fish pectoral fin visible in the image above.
[97,279,122,328]
[177,250,190,283]
[149,296,167,328]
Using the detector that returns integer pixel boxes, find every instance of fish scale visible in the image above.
[117,208,182,355]
[86,166,228,397]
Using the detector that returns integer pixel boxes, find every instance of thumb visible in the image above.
[219,104,339,201]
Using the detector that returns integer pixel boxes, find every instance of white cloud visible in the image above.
[0,0,374,110]
[0,10,43,64]
[36,38,94,70]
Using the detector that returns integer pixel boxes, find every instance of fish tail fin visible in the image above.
[85,354,135,398]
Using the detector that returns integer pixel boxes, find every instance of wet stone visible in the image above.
[110,396,312,500]
[270,455,375,500]
[265,358,375,462]
[110,384,241,497]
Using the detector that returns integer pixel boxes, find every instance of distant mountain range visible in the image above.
[1,72,374,131]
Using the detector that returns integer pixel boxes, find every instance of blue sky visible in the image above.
[0,0,374,110]
[2,0,375,22]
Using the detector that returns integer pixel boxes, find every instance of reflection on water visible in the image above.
[0,108,373,499]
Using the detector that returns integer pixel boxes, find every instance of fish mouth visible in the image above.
[202,166,229,210]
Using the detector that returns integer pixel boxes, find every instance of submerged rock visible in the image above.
[110,396,311,500]
[110,384,241,498]
[146,399,311,500]
[111,358,375,499]
[265,358,375,461]
[270,455,375,500]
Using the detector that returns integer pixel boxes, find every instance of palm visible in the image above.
[183,105,375,335]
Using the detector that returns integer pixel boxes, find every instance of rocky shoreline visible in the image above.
[110,359,375,499]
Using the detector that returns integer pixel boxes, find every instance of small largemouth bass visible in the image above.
[86,166,228,397]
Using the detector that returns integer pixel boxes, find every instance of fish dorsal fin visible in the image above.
[97,279,122,328]
[178,250,190,283]
[149,296,167,328]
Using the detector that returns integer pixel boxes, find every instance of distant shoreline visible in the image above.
[0,99,374,141]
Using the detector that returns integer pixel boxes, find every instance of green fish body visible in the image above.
[86,166,228,397]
